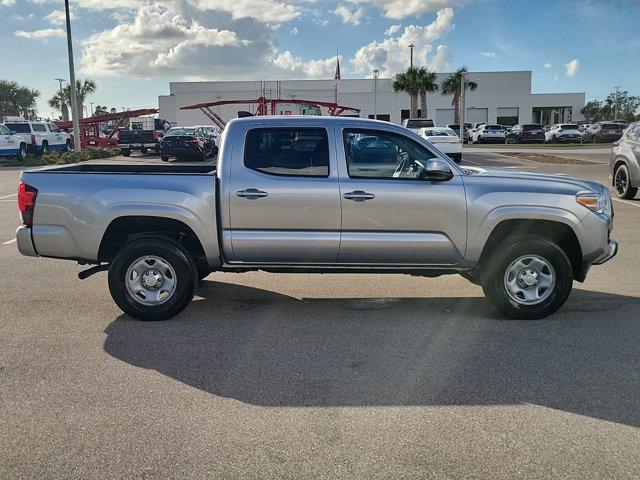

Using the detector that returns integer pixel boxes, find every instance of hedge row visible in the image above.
[41,148,121,165]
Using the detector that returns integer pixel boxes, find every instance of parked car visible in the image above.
[610,121,640,199]
[4,120,71,154]
[0,123,29,159]
[582,122,626,143]
[118,117,171,156]
[160,127,215,161]
[446,124,471,143]
[194,125,221,153]
[506,124,545,144]
[401,118,434,134]
[419,126,462,163]
[16,116,617,321]
[544,124,583,144]
[470,124,506,144]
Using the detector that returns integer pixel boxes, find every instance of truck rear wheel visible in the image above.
[108,237,198,321]
[121,148,131,157]
[482,236,573,319]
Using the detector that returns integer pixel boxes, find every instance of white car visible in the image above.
[545,124,583,144]
[4,120,71,154]
[419,127,462,163]
[470,124,506,144]
[0,123,29,160]
[401,118,434,134]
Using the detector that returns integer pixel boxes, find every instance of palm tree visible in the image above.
[393,67,421,118]
[440,67,478,124]
[64,78,97,120]
[415,67,438,119]
[48,88,69,121]
[0,80,40,119]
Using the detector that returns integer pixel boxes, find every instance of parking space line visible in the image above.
[0,193,17,199]
[612,198,640,209]
[3,238,16,245]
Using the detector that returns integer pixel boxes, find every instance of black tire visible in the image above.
[450,153,462,163]
[121,148,131,157]
[482,236,573,320]
[64,140,71,152]
[40,141,50,155]
[613,163,638,199]
[161,154,170,162]
[198,267,211,281]
[15,143,27,161]
[140,147,148,155]
[108,237,198,321]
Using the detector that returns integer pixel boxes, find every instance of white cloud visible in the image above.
[351,0,468,20]
[335,4,364,25]
[82,4,250,76]
[193,0,301,24]
[44,9,74,24]
[384,24,401,36]
[289,26,298,36]
[429,44,451,71]
[273,51,340,78]
[480,51,496,58]
[544,62,551,68]
[351,7,455,76]
[1,0,16,6]
[564,58,580,77]
[15,28,66,39]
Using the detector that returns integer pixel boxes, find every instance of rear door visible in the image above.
[47,124,64,148]
[225,124,341,264]
[336,127,467,265]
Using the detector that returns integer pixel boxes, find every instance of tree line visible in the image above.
[581,90,640,122]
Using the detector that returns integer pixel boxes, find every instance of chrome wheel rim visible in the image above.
[503,255,555,305]
[125,255,177,306]
[614,167,628,196]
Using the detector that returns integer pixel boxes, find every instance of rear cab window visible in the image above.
[244,128,329,178]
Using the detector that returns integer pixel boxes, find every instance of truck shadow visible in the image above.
[104,281,640,427]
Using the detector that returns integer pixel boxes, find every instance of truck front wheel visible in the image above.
[108,237,198,321]
[121,148,131,157]
[482,237,573,319]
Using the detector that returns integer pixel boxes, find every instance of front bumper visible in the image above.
[16,226,38,257]
[592,240,618,265]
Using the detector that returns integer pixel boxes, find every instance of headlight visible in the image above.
[576,192,607,214]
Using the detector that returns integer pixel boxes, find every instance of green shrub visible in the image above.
[42,147,121,165]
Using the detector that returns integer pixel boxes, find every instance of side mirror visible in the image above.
[421,159,453,181]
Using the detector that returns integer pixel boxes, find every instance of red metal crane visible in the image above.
[55,108,158,149]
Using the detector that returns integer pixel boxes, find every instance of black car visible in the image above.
[505,124,545,144]
[446,123,471,143]
[583,121,626,143]
[160,127,215,161]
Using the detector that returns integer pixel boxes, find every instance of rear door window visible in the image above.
[32,124,46,132]
[244,128,329,177]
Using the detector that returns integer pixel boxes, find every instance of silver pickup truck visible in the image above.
[16,116,617,321]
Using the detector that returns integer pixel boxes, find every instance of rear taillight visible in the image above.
[18,182,37,227]
[31,134,36,145]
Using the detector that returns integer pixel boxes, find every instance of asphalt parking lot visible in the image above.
[1,149,639,479]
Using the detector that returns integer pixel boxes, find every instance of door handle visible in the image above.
[343,190,375,201]
[236,188,268,199]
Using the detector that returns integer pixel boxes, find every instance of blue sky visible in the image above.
[1,0,638,119]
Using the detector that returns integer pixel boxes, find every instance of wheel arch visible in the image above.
[475,218,583,282]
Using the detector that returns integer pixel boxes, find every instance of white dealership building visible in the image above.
[158,70,585,127]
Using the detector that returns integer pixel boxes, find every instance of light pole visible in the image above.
[64,0,81,151]
[373,69,379,120]
[408,44,415,68]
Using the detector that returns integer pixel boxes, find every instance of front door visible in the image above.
[0,124,14,156]
[226,125,341,264]
[337,127,467,265]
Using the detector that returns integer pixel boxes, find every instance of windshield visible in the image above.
[560,124,579,130]
[5,123,30,133]
[166,128,197,136]
[405,119,433,128]
[523,124,542,130]
[423,128,455,137]
[602,123,622,129]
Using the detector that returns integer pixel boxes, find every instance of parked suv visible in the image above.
[0,123,29,159]
[4,120,71,154]
[583,122,626,143]
[470,124,506,144]
[506,124,545,144]
[544,124,583,144]
[610,121,640,199]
